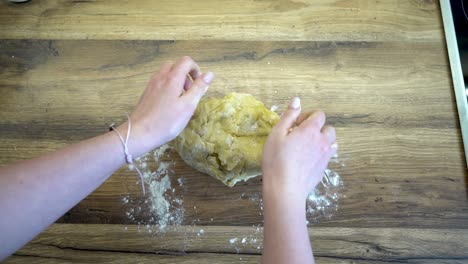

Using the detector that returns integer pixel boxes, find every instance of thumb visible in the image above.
[184,71,214,105]
[275,97,301,134]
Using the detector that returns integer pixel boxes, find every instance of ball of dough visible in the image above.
[173,93,279,187]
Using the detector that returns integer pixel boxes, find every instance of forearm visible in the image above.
[0,57,211,261]
[0,130,127,260]
[262,183,314,264]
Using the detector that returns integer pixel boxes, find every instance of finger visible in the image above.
[183,71,214,105]
[275,97,302,134]
[149,61,174,82]
[299,110,326,131]
[142,61,174,103]
[321,125,336,144]
[183,75,193,91]
[322,143,337,165]
[171,56,201,81]
[295,112,313,126]
[158,60,174,75]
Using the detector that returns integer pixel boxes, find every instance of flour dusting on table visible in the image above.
[123,144,184,233]
[121,141,345,250]
[306,166,343,223]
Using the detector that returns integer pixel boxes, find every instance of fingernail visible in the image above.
[289,97,301,110]
[203,71,214,84]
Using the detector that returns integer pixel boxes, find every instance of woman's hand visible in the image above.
[261,97,336,264]
[118,56,214,157]
[262,97,336,201]
[0,56,213,260]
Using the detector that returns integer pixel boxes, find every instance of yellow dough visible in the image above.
[173,93,279,187]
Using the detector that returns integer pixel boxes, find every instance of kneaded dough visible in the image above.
[173,93,279,187]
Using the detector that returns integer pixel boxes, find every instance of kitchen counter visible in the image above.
[1,1,467,263]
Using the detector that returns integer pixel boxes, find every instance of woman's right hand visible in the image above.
[262,97,337,201]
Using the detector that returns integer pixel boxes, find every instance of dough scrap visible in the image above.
[173,93,279,187]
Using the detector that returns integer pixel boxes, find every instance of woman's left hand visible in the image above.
[118,56,214,157]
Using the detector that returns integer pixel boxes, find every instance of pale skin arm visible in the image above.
[0,56,214,261]
[262,98,337,264]
[0,55,334,263]
[0,129,131,259]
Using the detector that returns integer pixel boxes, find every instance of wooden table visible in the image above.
[1,0,468,263]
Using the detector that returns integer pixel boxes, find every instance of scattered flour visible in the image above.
[121,140,344,250]
[123,144,184,233]
[270,105,279,112]
[306,167,343,223]
[153,144,172,159]
[177,177,184,186]
[148,175,172,229]
[197,229,205,237]
[226,161,343,250]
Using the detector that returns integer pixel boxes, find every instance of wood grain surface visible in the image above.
[0,0,442,41]
[1,0,467,263]
[5,224,468,263]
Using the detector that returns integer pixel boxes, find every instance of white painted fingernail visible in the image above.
[289,97,301,110]
[203,71,214,84]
